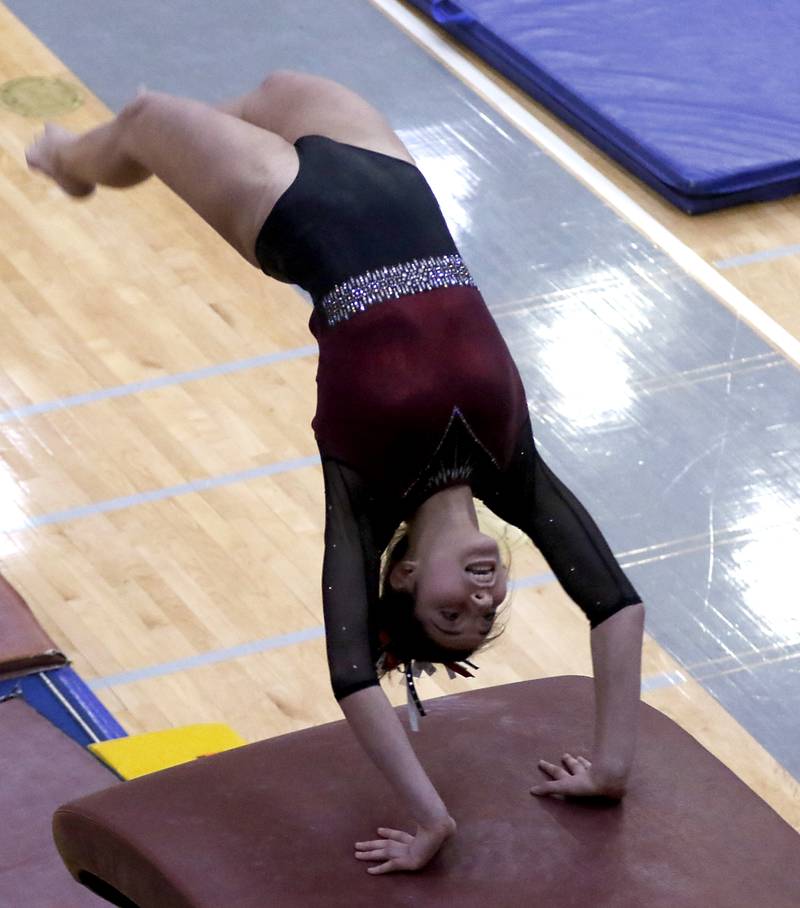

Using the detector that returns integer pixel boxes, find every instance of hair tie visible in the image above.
[405,662,427,731]
[403,658,479,731]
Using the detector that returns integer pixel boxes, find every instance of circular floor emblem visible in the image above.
[0,76,83,117]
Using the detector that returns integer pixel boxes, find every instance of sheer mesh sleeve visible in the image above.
[486,419,642,627]
[321,458,382,701]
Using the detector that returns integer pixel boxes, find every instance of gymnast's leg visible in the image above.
[215,70,415,164]
[25,91,299,266]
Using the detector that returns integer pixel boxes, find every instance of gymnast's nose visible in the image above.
[471,589,493,607]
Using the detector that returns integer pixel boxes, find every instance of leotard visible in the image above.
[255,135,641,700]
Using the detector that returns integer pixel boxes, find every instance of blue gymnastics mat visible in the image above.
[0,667,126,748]
[408,0,800,213]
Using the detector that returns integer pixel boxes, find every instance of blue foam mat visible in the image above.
[409,0,800,213]
[0,666,126,747]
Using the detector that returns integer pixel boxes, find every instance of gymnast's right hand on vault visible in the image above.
[353,816,457,874]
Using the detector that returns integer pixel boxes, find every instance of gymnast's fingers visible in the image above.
[577,756,592,770]
[530,779,562,797]
[367,859,400,875]
[538,759,567,780]
[562,753,583,774]
[355,839,387,850]
[376,826,414,844]
[354,848,387,861]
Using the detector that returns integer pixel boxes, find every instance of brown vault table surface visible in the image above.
[0,572,66,679]
[53,676,800,907]
[0,697,118,907]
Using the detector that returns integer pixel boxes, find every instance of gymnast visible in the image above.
[26,71,645,875]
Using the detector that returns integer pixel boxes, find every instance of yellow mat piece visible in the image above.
[89,724,246,780]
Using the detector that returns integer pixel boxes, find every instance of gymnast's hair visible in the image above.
[375,521,510,678]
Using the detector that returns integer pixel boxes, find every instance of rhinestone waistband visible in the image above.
[318,254,476,326]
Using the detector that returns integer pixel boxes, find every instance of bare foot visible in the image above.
[25,123,95,197]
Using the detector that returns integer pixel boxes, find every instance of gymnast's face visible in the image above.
[390,530,507,651]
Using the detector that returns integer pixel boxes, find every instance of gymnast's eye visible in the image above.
[442,611,459,622]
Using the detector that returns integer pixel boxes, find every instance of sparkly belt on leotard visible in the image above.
[318,254,476,327]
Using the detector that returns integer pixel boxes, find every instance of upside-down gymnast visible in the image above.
[26,71,645,875]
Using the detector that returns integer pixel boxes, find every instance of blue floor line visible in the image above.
[88,626,327,690]
[0,345,318,424]
[87,626,695,693]
[1,455,322,532]
[714,244,800,270]
[509,571,556,589]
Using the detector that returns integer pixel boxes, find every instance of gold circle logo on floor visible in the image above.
[0,76,83,117]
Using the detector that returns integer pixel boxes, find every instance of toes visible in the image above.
[25,138,45,169]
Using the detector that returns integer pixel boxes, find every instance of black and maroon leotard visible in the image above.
[255,135,641,701]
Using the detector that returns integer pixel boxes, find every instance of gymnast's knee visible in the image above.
[256,69,309,96]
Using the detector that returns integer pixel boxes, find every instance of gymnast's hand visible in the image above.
[531,753,627,800]
[354,816,456,874]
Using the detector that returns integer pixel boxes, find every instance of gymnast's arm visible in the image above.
[321,459,455,871]
[531,605,643,799]
[342,688,456,870]
[585,601,644,794]
[484,419,644,798]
